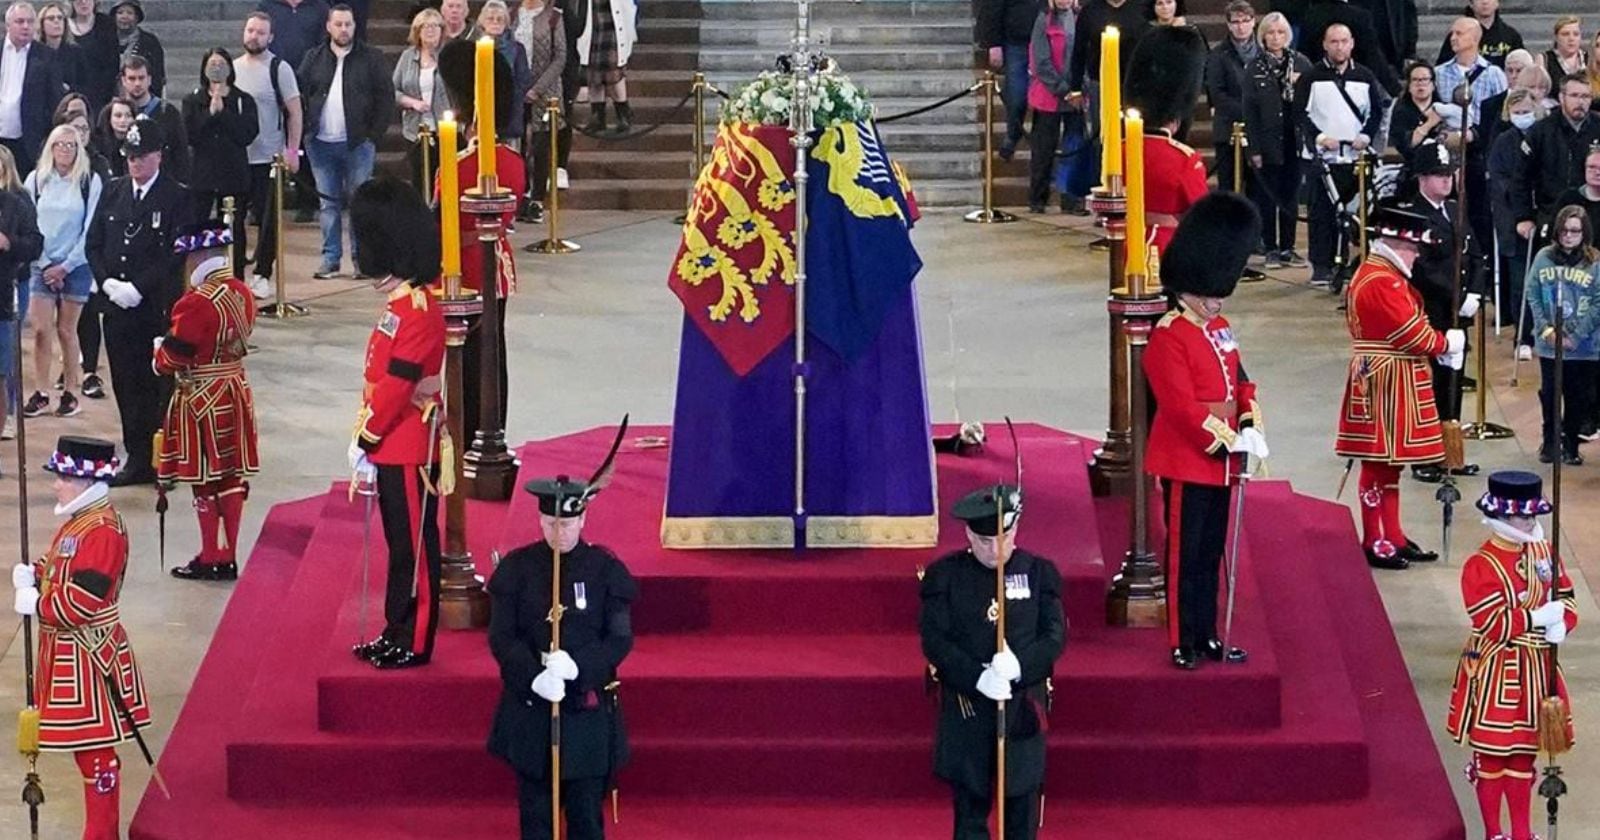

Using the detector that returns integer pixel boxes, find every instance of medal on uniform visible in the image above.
[1004,573,1031,600]
[986,597,999,624]
[574,581,588,611]
[378,311,400,338]
[58,537,77,558]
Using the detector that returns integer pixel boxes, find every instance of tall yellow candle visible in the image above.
[439,113,462,276]
[1099,26,1122,183]
[1124,109,1146,284]
[475,36,497,183]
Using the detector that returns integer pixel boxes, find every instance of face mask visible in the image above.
[205,64,228,83]
[1511,112,1536,130]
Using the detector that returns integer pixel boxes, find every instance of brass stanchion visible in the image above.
[526,97,581,254]
[438,263,489,627]
[674,73,709,226]
[419,123,435,207]
[259,152,307,318]
[1105,264,1168,627]
[461,168,520,500]
[1232,124,1264,282]
[1462,312,1515,440]
[221,195,238,276]
[964,70,1017,224]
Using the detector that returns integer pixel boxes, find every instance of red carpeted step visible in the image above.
[317,631,1282,739]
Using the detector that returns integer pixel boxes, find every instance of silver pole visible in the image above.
[789,0,815,544]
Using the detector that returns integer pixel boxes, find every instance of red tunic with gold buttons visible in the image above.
[32,496,152,751]
[1446,536,1577,756]
[154,273,260,483]
[437,143,525,300]
[1335,255,1449,464]
[1144,306,1260,487]
[356,285,447,465]
[1138,130,1209,254]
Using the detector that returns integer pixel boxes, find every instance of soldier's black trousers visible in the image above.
[375,464,442,657]
[517,774,605,840]
[1161,479,1231,651]
[951,786,1039,840]
[103,310,168,474]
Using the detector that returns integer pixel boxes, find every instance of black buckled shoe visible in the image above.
[1410,464,1445,484]
[1398,540,1438,563]
[1200,638,1248,664]
[1171,647,1199,670]
[352,636,394,661]
[1450,463,1481,477]
[372,648,430,670]
[1365,546,1409,570]
[170,559,238,581]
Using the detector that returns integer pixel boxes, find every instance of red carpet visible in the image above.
[130,424,1464,839]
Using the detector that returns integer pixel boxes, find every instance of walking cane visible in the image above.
[14,324,44,837]
[1511,232,1537,387]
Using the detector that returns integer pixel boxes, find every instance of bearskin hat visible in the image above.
[438,39,516,136]
[1160,190,1261,299]
[350,178,441,285]
[1122,26,1207,130]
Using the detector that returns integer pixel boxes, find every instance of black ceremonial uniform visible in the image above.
[920,544,1064,840]
[86,118,192,483]
[488,539,637,840]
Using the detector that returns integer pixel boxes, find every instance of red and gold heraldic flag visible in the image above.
[667,122,799,377]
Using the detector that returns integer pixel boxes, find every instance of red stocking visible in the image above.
[1505,753,1536,840]
[1472,752,1507,839]
[74,747,119,840]
[1377,464,1406,547]
[1357,462,1395,555]
[216,478,248,565]
[192,484,221,565]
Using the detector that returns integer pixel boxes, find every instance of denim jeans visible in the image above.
[1000,43,1030,146]
[306,137,376,270]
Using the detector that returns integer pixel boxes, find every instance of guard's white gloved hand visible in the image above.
[102,278,142,309]
[1239,427,1270,460]
[989,645,1021,683]
[13,586,38,617]
[1459,293,1481,319]
[1531,600,1566,628]
[1545,620,1568,645]
[531,668,566,703]
[542,649,579,681]
[353,457,376,489]
[12,563,35,590]
[975,666,1013,701]
[1443,328,1467,356]
[347,439,365,472]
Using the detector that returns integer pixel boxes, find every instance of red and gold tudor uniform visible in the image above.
[1143,192,1265,670]
[1335,205,1463,569]
[23,437,151,840]
[349,178,449,670]
[1445,472,1576,840]
[155,226,260,581]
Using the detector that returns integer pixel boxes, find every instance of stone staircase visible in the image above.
[142,0,259,99]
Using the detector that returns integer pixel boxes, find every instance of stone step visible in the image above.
[140,0,258,22]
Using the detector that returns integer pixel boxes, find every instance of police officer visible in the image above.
[488,461,637,840]
[87,114,194,486]
[920,484,1066,840]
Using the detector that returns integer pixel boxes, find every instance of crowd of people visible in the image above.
[0,0,638,474]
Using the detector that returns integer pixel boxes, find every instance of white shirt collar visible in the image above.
[133,171,159,196]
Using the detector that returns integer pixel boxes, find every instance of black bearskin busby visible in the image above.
[438,39,516,136]
[350,178,441,285]
[1122,25,1207,130]
[1160,190,1261,299]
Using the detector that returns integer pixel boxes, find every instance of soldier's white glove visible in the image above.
[1531,600,1566,628]
[102,278,142,309]
[1545,621,1568,645]
[152,336,164,353]
[352,457,377,489]
[975,666,1013,701]
[13,586,38,617]
[347,440,366,472]
[1229,427,1270,460]
[531,668,566,703]
[541,649,579,681]
[989,645,1021,683]
[12,563,35,590]
[1459,293,1481,319]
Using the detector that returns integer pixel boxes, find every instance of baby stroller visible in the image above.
[1312,149,1403,294]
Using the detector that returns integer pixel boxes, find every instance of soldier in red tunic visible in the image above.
[1446,471,1576,840]
[155,223,260,581]
[347,178,450,670]
[1144,192,1269,670]
[1123,25,1210,254]
[13,436,152,840]
[1335,203,1467,570]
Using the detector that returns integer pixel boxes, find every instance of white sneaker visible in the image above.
[1,416,13,440]
[247,274,273,300]
[1517,345,1534,362]
[556,168,570,190]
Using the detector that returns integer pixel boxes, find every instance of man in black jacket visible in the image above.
[1299,0,1400,95]
[978,0,1039,160]
[1433,0,1521,69]
[1511,74,1600,243]
[297,3,391,278]
[120,54,189,182]
[0,179,42,455]
[111,0,163,96]
[0,2,64,178]
[1069,0,1148,186]
[86,116,195,486]
[1205,0,1258,198]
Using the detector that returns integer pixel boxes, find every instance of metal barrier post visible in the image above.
[259,152,307,318]
[964,71,1017,224]
[527,97,581,254]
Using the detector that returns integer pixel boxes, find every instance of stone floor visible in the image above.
[0,206,1595,836]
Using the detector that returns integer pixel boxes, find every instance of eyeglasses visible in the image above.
[51,140,77,149]
[1561,227,1585,235]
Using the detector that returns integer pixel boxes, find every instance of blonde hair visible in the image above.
[1255,11,1290,49]
[408,7,443,48]
[0,146,21,192]
[1553,15,1580,43]
[35,123,89,188]
[1502,87,1547,121]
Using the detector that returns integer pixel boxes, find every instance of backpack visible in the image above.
[266,56,289,135]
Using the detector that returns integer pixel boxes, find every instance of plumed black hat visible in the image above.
[1123,25,1207,129]
[350,178,441,285]
[1160,190,1261,298]
[952,484,1022,537]
[438,39,516,136]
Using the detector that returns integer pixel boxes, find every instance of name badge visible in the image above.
[574,582,588,611]
[378,311,400,338]
[1004,573,1030,600]
[58,537,77,558]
